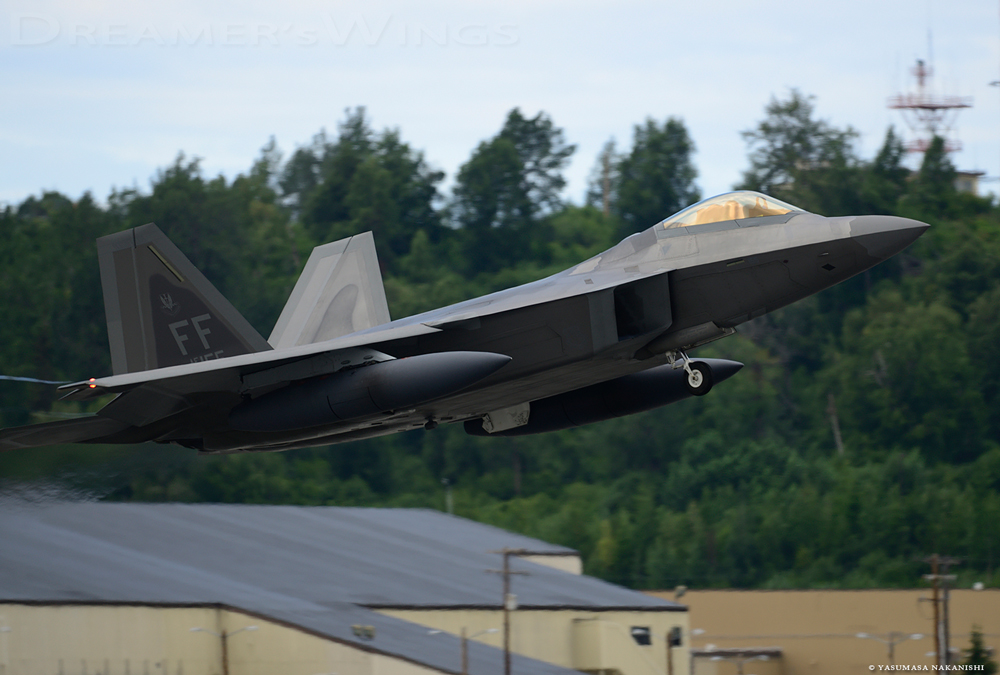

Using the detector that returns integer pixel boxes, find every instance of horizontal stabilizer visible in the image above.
[0,416,130,452]
[269,232,391,349]
[98,224,272,375]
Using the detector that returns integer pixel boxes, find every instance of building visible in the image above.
[955,170,985,196]
[0,503,689,675]
[646,589,999,675]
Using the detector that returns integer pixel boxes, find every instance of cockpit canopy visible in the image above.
[659,191,802,229]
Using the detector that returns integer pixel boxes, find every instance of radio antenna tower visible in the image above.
[888,58,972,153]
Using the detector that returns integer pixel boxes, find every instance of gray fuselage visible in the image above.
[200,209,927,452]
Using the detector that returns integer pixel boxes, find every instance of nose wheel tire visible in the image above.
[684,361,714,396]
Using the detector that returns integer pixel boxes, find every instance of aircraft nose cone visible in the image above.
[850,215,930,260]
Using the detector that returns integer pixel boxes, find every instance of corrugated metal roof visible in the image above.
[0,503,684,674]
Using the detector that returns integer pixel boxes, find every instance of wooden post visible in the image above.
[488,549,528,675]
[461,626,468,675]
[931,556,941,668]
[503,552,511,675]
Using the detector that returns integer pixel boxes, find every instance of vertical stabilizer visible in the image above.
[268,232,391,349]
[98,224,272,375]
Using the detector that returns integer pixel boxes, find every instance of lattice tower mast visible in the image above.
[887,59,972,153]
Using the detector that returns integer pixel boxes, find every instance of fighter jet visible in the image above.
[0,191,928,453]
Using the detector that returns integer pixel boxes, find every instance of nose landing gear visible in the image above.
[667,350,715,396]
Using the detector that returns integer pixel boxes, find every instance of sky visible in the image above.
[1,0,998,209]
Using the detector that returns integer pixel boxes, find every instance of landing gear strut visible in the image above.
[667,350,715,396]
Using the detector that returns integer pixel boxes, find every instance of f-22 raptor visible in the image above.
[0,191,928,453]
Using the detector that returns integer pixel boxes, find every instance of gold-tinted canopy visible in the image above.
[660,191,801,229]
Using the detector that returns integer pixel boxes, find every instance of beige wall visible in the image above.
[0,604,443,675]
[518,555,583,576]
[0,603,689,675]
[644,589,1000,675]
[375,608,690,675]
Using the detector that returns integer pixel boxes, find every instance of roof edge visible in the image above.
[366,603,687,612]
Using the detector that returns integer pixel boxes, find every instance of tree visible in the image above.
[906,135,957,218]
[116,151,300,335]
[297,108,445,268]
[860,127,910,214]
[451,136,526,273]
[615,118,699,235]
[236,140,305,332]
[497,108,576,215]
[302,108,373,241]
[118,154,256,303]
[739,90,859,213]
[0,191,119,426]
[358,129,445,259]
[279,130,327,218]
[967,285,1000,442]
[546,206,618,267]
[451,108,575,273]
[961,626,998,675]
[585,139,621,217]
[826,290,988,463]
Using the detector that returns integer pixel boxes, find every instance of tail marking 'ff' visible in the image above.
[98,224,271,375]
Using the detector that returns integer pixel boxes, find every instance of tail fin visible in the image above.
[267,231,391,349]
[98,223,272,375]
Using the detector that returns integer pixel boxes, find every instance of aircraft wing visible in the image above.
[413,228,672,329]
[2,322,442,451]
[59,320,443,401]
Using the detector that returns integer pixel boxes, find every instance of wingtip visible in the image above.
[57,378,108,401]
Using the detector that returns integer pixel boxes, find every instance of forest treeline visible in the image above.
[2,90,999,590]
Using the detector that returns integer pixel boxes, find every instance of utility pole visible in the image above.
[666,635,673,675]
[941,557,959,665]
[929,555,940,667]
[461,626,468,675]
[428,626,498,675]
[922,554,960,666]
[190,624,257,675]
[0,624,11,675]
[488,549,530,675]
